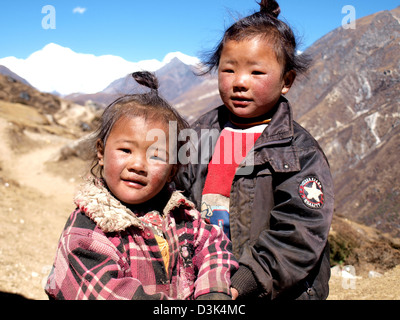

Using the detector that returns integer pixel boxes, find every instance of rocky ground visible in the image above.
[328,265,400,299]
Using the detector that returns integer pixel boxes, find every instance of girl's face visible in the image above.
[97,116,175,205]
[218,37,295,119]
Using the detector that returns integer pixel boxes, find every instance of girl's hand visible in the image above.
[231,287,239,300]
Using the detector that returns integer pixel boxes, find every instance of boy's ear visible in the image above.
[96,139,105,166]
[281,70,296,95]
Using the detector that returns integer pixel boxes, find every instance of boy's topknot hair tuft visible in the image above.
[200,0,311,77]
[259,0,280,18]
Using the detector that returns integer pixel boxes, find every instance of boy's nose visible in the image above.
[233,74,249,91]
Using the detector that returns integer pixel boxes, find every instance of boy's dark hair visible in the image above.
[89,71,189,180]
[202,0,311,76]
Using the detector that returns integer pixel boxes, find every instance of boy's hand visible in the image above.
[231,287,239,300]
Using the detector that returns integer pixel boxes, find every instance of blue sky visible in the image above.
[1,0,399,62]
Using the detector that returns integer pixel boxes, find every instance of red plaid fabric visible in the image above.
[45,180,238,300]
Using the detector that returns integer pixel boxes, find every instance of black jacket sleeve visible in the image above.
[231,131,334,299]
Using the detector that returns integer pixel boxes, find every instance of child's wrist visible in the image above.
[230,265,259,298]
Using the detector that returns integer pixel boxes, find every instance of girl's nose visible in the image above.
[127,154,147,175]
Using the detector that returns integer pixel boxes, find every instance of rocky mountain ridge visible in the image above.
[64,56,218,120]
[287,6,400,237]
[0,65,32,87]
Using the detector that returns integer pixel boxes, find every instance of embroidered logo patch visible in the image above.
[299,177,324,209]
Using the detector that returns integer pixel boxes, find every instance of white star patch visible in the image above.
[299,177,324,209]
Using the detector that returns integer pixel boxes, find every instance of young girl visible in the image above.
[177,0,334,300]
[45,71,238,300]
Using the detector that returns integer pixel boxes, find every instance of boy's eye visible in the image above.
[222,69,234,73]
[120,148,131,154]
[252,70,265,75]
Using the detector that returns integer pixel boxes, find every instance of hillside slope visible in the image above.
[287,7,400,237]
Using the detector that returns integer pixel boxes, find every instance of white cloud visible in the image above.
[0,43,199,95]
[73,7,87,14]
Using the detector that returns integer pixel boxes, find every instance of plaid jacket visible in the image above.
[45,179,238,300]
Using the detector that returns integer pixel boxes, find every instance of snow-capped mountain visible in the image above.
[0,43,200,95]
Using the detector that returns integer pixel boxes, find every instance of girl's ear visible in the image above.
[167,166,178,183]
[281,70,296,95]
[96,139,105,166]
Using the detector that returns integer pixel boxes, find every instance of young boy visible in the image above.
[177,0,334,300]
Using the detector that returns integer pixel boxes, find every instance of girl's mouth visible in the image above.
[122,179,146,188]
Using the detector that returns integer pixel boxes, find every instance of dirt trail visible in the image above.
[0,117,399,300]
[0,124,75,205]
[0,118,81,299]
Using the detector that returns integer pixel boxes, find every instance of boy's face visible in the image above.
[97,116,175,205]
[218,37,295,119]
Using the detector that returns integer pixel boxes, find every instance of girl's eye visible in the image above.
[150,151,167,162]
[222,69,234,73]
[120,148,131,154]
[150,156,166,162]
[148,148,167,162]
[252,70,265,75]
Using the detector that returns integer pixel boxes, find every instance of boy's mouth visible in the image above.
[231,96,252,106]
[232,95,251,101]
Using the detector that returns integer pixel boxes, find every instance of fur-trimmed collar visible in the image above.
[74,178,196,233]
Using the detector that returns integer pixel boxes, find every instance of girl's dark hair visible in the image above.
[89,71,188,180]
[202,0,311,76]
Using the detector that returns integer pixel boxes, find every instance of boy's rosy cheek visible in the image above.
[218,80,230,96]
